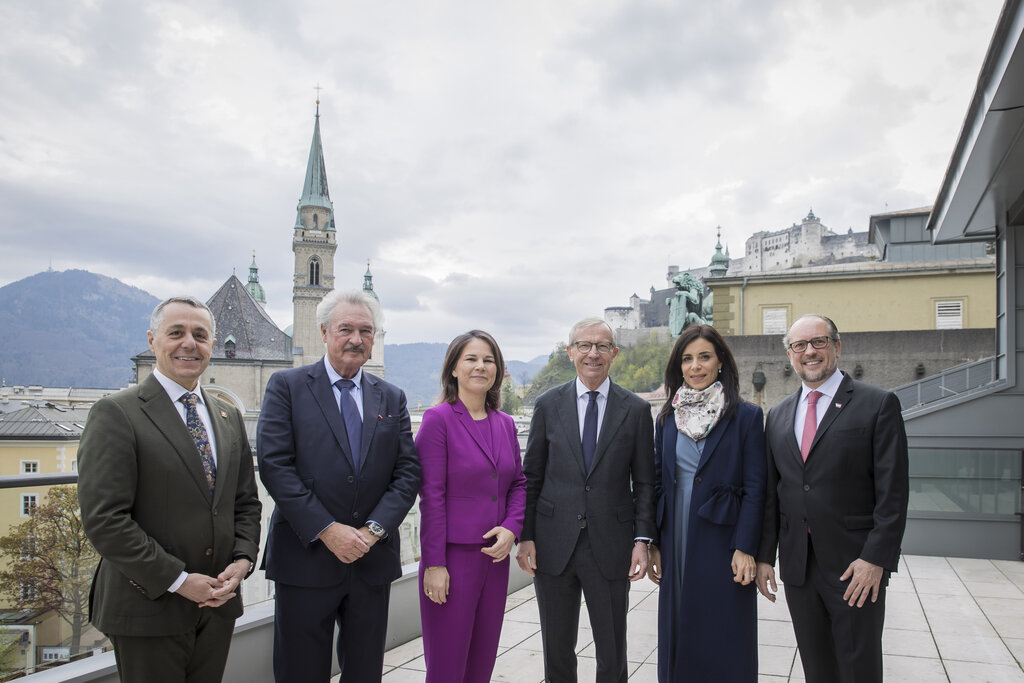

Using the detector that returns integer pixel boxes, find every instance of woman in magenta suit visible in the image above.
[416,330,527,683]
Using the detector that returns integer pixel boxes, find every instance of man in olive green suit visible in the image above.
[79,296,262,683]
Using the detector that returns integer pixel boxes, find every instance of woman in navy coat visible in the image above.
[417,330,527,683]
[648,324,766,682]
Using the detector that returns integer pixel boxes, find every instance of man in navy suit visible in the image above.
[756,314,909,683]
[257,289,420,683]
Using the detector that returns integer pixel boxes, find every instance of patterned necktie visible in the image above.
[335,378,362,472]
[582,390,599,472]
[800,390,823,462]
[180,393,216,494]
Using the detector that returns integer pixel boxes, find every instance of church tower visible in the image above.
[246,251,267,307]
[292,101,337,367]
[361,261,385,376]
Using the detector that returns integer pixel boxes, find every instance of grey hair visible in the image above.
[568,317,616,345]
[316,289,383,332]
[783,314,840,348]
[150,296,216,337]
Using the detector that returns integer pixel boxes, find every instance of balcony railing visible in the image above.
[893,356,998,412]
[0,470,530,682]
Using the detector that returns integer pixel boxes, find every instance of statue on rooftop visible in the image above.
[667,272,710,335]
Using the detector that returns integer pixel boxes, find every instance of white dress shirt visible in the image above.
[793,369,845,445]
[325,357,364,420]
[152,368,220,594]
[575,376,610,441]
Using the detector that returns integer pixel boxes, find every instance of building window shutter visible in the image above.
[936,301,963,329]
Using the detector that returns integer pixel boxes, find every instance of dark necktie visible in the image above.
[582,390,599,472]
[180,393,216,494]
[800,390,823,462]
[335,378,362,472]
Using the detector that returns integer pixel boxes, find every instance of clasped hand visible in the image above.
[318,522,379,564]
[177,558,250,608]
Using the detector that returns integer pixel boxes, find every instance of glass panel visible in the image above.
[909,448,1021,516]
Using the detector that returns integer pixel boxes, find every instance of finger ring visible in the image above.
[427,591,432,596]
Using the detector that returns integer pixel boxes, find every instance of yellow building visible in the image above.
[0,403,104,665]
[710,207,995,336]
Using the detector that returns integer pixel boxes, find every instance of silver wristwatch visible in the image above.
[367,521,386,538]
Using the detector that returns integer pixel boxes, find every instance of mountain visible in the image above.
[0,269,549,398]
[0,270,159,388]
[383,346,549,410]
[506,354,550,386]
[379,342,447,409]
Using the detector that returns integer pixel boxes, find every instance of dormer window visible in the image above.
[313,213,319,229]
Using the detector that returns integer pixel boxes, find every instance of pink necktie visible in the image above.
[800,391,822,462]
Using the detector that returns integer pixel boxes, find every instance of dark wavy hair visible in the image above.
[658,324,741,426]
[439,330,506,411]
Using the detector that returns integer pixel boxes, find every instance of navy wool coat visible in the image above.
[654,401,766,682]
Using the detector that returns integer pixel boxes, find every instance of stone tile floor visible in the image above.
[349,555,1024,682]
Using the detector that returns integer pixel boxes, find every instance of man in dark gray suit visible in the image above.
[516,317,656,683]
[756,314,909,683]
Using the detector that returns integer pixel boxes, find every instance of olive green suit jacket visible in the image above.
[78,374,262,637]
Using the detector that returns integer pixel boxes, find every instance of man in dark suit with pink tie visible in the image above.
[257,289,421,683]
[756,314,909,683]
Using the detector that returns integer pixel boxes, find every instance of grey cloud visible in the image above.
[566,1,786,100]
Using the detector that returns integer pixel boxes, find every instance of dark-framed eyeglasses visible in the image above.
[572,341,616,355]
[786,336,834,353]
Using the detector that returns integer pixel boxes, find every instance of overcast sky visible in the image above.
[0,0,1005,360]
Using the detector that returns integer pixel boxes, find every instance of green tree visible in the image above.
[501,377,523,414]
[524,343,575,401]
[0,486,97,657]
[525,334,675,400]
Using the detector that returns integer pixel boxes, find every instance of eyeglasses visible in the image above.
[786,336,834,353]
[571,341,616,355]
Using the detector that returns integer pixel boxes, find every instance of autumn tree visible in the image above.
[0,486,97,656]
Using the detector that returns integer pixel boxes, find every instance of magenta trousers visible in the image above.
[419,543,511,683]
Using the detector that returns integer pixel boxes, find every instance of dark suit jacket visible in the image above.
[522,379,656,580]
[78,375,262,637]
[757,372,909,586]
[256,359,421,587]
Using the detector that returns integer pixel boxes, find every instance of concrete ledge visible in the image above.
[20,562,535,682]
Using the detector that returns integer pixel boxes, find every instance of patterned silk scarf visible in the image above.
[672,381,726,441]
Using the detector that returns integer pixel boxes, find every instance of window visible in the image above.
[909,448,1020,516]
[20,461,39,474]
[308,258,321,286]
[762,307,789,335]
[20,494,37,517]
[936,300,963,329]
[41,648,69,662]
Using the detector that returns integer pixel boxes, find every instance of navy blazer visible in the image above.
[257,359,421,587]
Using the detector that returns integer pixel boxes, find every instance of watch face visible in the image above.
[369,522,385,537]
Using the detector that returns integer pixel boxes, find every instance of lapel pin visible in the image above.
[220,410,228,418]
[378,414,384,420]
[834,403,842,409]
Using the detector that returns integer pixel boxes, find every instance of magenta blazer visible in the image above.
[416,400,527,567]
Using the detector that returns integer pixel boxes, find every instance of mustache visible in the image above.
[342,343,365,352]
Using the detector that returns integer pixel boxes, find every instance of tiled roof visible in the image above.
[0,403,91,439]
[134,276,293,362]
